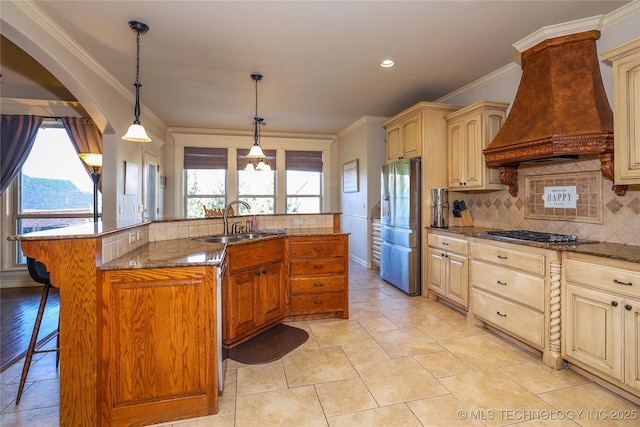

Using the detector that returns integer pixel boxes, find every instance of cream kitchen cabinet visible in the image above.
[602,38,640,186]
[470,238,562,369]
[427,230,469,310]
[384,102,460,163]
[562,252,640,402]
[445,101,508,191]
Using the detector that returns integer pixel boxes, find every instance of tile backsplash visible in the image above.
[449,155,640,246]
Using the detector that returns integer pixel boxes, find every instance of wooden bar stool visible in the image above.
[15,257,60,404]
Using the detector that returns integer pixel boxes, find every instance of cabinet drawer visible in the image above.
[472,242,544,276]
[428,233,468,256]
[471,260,544,311]
[291,275,345,295]
[290,293,346,314]
[565,258,640,299]
[290,257,345,275]
[227,239,284,273]
[473,289,544,349]
[289,237,346,257]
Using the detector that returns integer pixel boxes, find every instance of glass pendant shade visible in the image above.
[78,153,103,168]
[247,143,265,158]
[122,123,151,142]
[244,161,255,171]
[256,160,271,171]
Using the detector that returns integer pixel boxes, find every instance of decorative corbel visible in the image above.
[499,166,519,197]
[599,152,628,196]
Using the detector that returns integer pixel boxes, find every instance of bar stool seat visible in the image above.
[15,257,60,405]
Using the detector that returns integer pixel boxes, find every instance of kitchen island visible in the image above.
[9,214,347,426]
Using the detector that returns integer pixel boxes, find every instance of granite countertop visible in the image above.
[428,226,640,264]
[101,228,347,270]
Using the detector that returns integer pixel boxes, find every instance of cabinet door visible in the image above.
[448,121,464,188]
[427,248,446,295]
[401,114,421,158]
[260,262,286,325]
[446,252,468,307]
[564,284,624,381]
[463,113,483,188]
[625,297,640,392]
[386,125,402,162]
[614,49,640,185]
[226,269,259,343]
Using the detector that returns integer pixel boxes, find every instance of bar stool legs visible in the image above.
[15,263,60,405]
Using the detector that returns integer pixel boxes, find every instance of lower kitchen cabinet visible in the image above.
[470,238,562,369]
[287,235,349,319]
[562,252,640,401]
[102,266,218,426]
[223,238,286,347]
[427,230,469,310]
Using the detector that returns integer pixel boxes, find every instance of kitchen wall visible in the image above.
[439,2,640,246]
[337,116,387,267]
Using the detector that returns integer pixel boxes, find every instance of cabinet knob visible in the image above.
[613,279,633,286]
[255,271,261,276]
[497,280,507,286]
[496,311,507,317]
[313,283,324,287]
[262,269,267,274]
[314,247,324,252]
[611,301,619,307]
[625,304,633,311]
[313,265,323,269]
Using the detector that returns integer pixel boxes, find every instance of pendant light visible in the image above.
[247,73,266,159]
[122,20,152,142]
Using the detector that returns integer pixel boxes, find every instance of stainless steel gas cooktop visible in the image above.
[479,230,596,245]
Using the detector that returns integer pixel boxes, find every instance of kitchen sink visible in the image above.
[195,233,274,244]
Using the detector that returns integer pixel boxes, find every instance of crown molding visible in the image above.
[337,115,388,138]
[602,0,640,30]
[435,62,521,104]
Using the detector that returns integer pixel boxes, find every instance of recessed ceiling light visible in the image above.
[379,59,395,68]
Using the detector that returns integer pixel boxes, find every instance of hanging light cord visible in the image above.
[253,74,263,145]
[133,29,142,125]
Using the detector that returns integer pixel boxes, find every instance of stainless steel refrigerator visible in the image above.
[380,158,421,295]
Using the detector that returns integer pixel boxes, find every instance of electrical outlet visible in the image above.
[118,205,123,214]
[129,232,136,244]
[136,230,141,240]
[307,218,316,225]
[293,219,303,225]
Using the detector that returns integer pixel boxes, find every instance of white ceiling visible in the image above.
[1,0,632,135]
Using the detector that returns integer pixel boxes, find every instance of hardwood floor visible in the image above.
[0,286,59,372]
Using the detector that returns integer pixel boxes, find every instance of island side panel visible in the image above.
[21,238,101,426]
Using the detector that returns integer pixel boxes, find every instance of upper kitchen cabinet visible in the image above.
[384,102,460,163]
[446,101,509,191]
[602,38,640,186]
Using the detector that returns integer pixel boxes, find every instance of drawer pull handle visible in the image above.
[255,271,261,276]
[262,269,267,274]
[625,304,633,311]
[314,247,324,252]
[313,300,324,305]
[496,311,507,317]
[313,265,323,269]
[313,283,324,287]
[442,242,449,246]
[497,255,508,260]
[497,280,507,286]
[613,279,633,286]
[611,301,619,307]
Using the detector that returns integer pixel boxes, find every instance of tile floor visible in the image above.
[1,261,639,426]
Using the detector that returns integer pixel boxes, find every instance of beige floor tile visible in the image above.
[327,403,422,427]
[414,350,474,378]
[165,413,235,427]
[4,378,59,414]
[347,302,383,320]
[236,361,287,395]
[407,393,485,427]
[314,377,378,416]
[355,357,448,406]
[0,405,60,427]
[415,313,485,341]
[282,346,357,387]
[539,383,640,427]
[439,369,556,427]
[440,334,528,370]
[308,320,373,347]
[516,418,581,427]
[235,386,327,427]
[217,369,237,416]
[367,298,406,311]
[355,316,398,333]
[340,340,391,365]
[369,327,443,358]
[498,361,590,394]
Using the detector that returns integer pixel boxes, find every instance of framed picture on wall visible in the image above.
[343,159,359,193]
[124,161,139,194]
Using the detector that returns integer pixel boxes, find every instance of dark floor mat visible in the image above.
[227,323,309,364]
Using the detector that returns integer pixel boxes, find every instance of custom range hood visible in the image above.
[483,29,627,197]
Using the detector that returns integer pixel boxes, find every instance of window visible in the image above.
[237,149,276,214]
[285,150,322,213]
[184,147,227,218]
[15,124,97,264]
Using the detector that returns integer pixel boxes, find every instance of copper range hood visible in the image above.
[483,30,627,197]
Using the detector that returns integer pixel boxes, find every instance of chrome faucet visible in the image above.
[223,200,251,234]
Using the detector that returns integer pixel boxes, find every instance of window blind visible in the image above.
[285,150,323,172]
[184,147,227,169]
